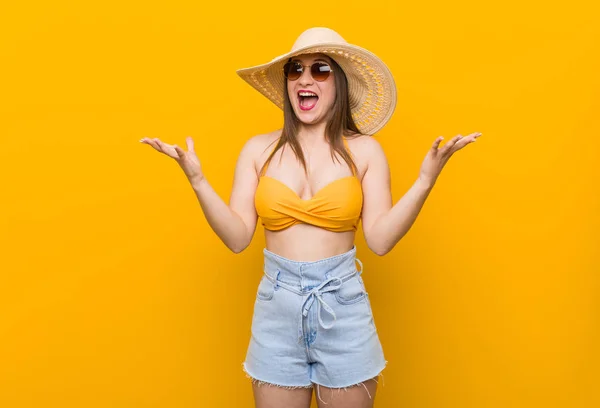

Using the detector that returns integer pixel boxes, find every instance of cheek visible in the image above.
[322,83,337,107]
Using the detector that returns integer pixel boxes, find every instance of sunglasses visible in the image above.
[283,61,333,82]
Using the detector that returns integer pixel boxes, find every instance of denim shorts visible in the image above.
[242,245,387,391]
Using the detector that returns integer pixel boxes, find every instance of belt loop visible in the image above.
[275,270,281,289]
[356,258,364,276]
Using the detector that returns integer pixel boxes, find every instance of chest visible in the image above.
[260,146,363,201]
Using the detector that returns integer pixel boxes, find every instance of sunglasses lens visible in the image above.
[311,62,331,82]
[284,62,302,81]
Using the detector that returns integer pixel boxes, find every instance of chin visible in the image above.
[293,107,331,126]
[298,116,328,127]
[296,113,320,124]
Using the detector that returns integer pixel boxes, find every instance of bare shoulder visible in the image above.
[346,133,384,152]
[245,129,282,149]
[243,129,282,155]
[239,129,282,173]
[344,134,387,174]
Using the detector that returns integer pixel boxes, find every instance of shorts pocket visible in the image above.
[334,276,366,305]
[256,275,275,302]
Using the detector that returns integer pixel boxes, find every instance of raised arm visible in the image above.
[360,132,481,256]
[189,137,261,253]
[141,135,262,253]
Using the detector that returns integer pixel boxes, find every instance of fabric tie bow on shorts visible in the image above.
[263,259,364,344]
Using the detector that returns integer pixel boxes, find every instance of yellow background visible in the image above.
[1,1,598,407]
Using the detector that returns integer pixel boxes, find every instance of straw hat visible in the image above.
[236,27,397,135]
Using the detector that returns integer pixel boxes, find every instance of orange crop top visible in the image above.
[254,138,363,232]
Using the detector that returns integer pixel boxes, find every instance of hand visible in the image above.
[418,132,482,186]
[140,136,204,183]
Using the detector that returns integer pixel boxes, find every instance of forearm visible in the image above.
[189,177,251,253]
[367,177,434,255]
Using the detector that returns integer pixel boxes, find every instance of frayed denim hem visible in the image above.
[242,362,313,389]
[242,361,387,405]
[312,361,387,405]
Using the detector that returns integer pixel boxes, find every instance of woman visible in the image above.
[141,27,481,408]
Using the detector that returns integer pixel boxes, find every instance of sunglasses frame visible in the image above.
[283,61,334,82]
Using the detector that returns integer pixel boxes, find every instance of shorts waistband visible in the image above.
[263,245,362,289]
[261,245,364,342]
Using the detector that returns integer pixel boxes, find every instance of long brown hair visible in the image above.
[259,57,361,176]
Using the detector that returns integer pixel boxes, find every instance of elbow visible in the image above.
[228,241,248,254]
[366,239,391,257]
[365,228,392,256]
[365,227,406,256]
[371,245,391,257]
[227,235,252,254]
[229,246,245,254]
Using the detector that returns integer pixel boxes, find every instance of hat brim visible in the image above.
[236,42,397,135]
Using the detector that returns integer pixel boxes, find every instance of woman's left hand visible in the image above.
[418,132,482,186]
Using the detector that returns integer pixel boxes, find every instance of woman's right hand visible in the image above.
[140,136,204,183]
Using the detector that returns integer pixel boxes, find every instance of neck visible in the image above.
[297,121,328,145]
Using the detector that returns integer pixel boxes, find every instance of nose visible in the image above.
[298,66,314,86]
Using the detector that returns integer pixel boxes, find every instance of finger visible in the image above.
[432,136,444,150]
[457,132,482,146]
[450,138,471,153]
[155,138,176,154]
[153,138,166,153]
[462,132,481,141]
[174,144,185,158]
[154,138,181,159]
[186,136,195,153]
[143,138,161,151]
[450,134,463,145]
[441,135,463,154]
[449,132,482,153]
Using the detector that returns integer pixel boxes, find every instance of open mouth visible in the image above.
[298,90,319,111]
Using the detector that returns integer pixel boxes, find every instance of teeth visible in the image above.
[298,92,317,97]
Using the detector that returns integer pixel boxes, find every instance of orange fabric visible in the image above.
[254,138,363,232]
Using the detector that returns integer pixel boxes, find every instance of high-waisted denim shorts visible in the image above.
[243,246,387,391]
